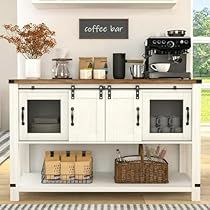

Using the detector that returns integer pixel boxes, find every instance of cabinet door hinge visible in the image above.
[107,85,111,99]
[136,85,140,99]
[10,184,16,188]
[195,184,200,188]
[99,85,104,99]
[71,85,75,99]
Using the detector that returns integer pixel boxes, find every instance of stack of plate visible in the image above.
[0,130,10,165]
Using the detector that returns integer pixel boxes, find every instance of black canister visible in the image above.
[113,53,126,79]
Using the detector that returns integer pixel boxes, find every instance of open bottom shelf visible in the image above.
[19,172,192,193]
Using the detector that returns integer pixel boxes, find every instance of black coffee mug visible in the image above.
[113,53,126,79]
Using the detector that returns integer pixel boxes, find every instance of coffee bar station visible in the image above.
[9,27,201,202]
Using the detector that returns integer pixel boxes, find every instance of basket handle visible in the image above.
[138,144,144,162]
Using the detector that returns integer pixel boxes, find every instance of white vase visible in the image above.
[25,59,41,79]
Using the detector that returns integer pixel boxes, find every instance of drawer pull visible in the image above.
[21,107,25,126]
[71,107,74,126]
[136,107,140,126]
[186,107,190,126]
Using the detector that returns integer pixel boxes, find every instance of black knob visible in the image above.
[167,41,175,48]
[152,40,157,45]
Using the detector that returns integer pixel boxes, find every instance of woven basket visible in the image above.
[114,145,168,183]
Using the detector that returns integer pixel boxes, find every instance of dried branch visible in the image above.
[0,23,56,59]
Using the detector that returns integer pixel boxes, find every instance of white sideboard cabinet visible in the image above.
[9,79,201,202]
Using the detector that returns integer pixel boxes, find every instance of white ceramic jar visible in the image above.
[25,59,41,79]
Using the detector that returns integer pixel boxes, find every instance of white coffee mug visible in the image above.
[161,127,171,133]
[169,116,181,127]
[150,63,170,72]
[151,127,160,133]
[157,116,169,128]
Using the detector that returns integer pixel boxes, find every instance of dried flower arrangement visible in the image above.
[0,23,56,59]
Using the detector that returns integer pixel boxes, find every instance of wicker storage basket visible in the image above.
[60,151,76,181]
[75,151,92,180]
[44,151,60,180]
[114,145,168,183]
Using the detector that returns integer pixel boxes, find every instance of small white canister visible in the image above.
[93,69,106,80]
[80,69,92,79]
[25,59,41,79]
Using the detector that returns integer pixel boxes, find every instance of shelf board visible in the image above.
[19,172,192,193]
[18,141,193,144]
[32,0,176,8]
[10,78,201,84]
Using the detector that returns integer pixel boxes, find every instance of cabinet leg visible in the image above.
[10,187,20,201]
[191,188,200,201]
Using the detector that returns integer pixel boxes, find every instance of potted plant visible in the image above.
[0,23,56,79]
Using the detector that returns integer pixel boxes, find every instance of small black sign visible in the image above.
[79,19,128,39]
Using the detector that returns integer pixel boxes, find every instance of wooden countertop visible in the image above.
[9,79,202,84]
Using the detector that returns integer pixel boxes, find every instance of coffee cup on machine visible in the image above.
[150,63,170,72]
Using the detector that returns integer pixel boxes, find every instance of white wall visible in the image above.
[0,0,17,130]
[17,0,192,79]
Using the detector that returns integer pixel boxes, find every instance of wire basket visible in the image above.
[41,165,93,184]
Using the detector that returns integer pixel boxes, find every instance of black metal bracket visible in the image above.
[31,86,35,89]
[195,184,200,188]
[136,85,140,99]
[10,184,16,188]
[107,85,111,99]
[71,85,75,99]
[99,85,104,99]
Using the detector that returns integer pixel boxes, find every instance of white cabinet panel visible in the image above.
[106,90,141,142]
[19,90,68,141]
[142,90,192,141]
[69,89,105,142]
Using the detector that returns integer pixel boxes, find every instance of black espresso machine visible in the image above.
[144,36,191,79]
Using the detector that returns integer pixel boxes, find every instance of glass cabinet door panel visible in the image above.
[150,100,183,133]
[27,100,61,133]
[19,90,68,141]
[142,90,192,141]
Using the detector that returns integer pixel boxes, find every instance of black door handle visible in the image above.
[71,107,74,126]
[186,107,190,126]
[21,107,25,126]
[136,107,140,126]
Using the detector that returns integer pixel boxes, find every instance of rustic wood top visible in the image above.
[9,79,202,84]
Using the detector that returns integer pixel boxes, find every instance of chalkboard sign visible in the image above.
[79,19,128,39]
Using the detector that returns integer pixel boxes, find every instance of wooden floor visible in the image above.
[1,135,210,204]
